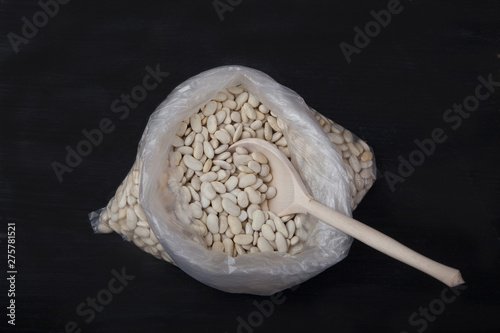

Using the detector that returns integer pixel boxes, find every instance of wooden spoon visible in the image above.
[230,138,464,287]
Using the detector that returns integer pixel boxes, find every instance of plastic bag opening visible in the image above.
[138,66,355,295]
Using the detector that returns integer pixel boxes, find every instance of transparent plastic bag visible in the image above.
[90,65,376,295]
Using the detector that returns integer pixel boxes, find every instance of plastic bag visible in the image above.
[90,65,376,295]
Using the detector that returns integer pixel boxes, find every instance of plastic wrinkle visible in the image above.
[88,208,105,233]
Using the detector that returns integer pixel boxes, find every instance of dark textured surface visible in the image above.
[1,0,499,332]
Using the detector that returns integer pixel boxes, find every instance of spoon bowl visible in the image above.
[230,138,465,287]
[231,138,312,216]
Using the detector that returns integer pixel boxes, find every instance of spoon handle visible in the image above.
[304,199,465,287]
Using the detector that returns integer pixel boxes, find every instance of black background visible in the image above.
[1,0,499,332]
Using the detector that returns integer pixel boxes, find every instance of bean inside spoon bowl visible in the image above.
[229,138,465,287]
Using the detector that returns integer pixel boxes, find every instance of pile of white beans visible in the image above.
[313,111,376,210]
[97,161,175,262]
[164,84,308,257]
[96,85,375,263]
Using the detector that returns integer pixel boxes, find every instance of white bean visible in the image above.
[238,174,256,188]
[246,187,262,204]
[214,144,228,154]
[235,92,248,109]
[224,176,238,192]
[200,172,217,182]
[261,224,275,241]
[209,193,221,210]
[203,101,217,116]
[238,210,248,222]
[275,232,288,253]
[135,226,149,238]
[211,181,226,194]
[189,203,203,219]
[183,155,203,171]
[190,113,202,133]
[234,154,252,166]
[266,186,277,199]
[286,220,296,239]
[234,234,253,245]
[214,130,231,144]
[237,191,249,208]
[272,214,288,238]
[349,155,361,173]
[251,210,265,231]
[126,208,137,230]
[203,141,215,159]
[207,214,219,234]
[228,215,242,234]
[222,198,240,216]
[223,238,234,256]
[242,103,256,119]
[201,182,217,200]
[251,152,268,164]
[257,237,274,252]
[213,160,232,170]
[212,241,224,252]
[235,147,248,155]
